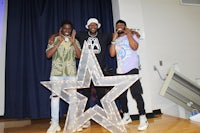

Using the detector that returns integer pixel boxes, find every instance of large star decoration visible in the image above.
[41,41,139,133]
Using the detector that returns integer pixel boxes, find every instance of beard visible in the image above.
[117,28,124,35]
[89,28,97,34]
[117,30,124,35]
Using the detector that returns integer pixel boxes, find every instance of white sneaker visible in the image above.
[47,123,61,133]
[137,115,149,130]
[82,121,91,128]
[122,113,132,124]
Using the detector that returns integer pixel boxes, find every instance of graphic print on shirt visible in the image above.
[87,37,101,54]
[115,35,139,74]
[116,45,126,60]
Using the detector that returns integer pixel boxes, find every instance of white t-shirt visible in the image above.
[115,34,139,74]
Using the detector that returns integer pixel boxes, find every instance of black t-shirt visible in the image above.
[76,32,112,72]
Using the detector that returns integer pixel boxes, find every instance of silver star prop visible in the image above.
[41,41,139,133]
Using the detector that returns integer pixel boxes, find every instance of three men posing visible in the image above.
[46,18,148,133]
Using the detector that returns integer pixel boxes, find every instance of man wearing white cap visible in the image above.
[76,18,112,73]
[76,18,113,129]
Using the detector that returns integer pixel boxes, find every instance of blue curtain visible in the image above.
[5,0,115,119]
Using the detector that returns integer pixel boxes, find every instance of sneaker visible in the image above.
[82,121,91,128]
[47,123,61,133]
[137,115,149,130]
[122,113,132,124]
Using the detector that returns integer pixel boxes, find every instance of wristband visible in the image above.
[111,41,117,45]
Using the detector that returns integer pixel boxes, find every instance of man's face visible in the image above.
[116,23,126,34]
[88,22,98,34]
[61,24,72,36]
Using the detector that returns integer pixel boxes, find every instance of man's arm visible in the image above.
[69,30,81,58]
[126,28,138,50]
[109,32,118,57]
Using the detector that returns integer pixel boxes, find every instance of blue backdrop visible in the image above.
[5,0,115,119]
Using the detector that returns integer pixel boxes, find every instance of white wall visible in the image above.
[1,0,200,118]
[0,0,7,116]
[112,0,200,117]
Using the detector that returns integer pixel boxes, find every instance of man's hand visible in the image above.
[48,35,55,44]
[48,32,60,45]
[125,27,132,34]
[69,29,76,44]
[57,35,64,44]
[112,31,118,42]
[130,29,141,38]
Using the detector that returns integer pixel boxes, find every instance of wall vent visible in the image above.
[180,0,200,6]
[160,67,200,112]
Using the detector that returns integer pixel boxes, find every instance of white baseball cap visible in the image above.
[85,18,101,29]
